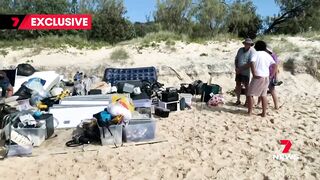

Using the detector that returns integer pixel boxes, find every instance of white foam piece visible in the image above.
[14,71,61,93]
[49,105,106,128]
[60,101,110,105]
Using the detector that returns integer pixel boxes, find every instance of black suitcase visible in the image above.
[89,89,102,95]
[161,88,179,102]
[155,107,170,118]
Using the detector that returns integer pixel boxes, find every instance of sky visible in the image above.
[124,0,280,23]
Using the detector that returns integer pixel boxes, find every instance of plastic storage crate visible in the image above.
[133,99,152,108]
[103,67,157,86]
[123,119,156,142]
[36,114,54,139]
[99,125,122,146]
[14,123,46,147]
[7,144,32,157]
[159,101,180,112]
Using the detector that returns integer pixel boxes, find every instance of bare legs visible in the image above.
[235,81,242,104]
[256,89,279,110]
[236,81,249,105]
[248,95,268,117]
[261,96,268,117]
[247,96,253,115]
[270,89,279,109]
[243,82,249,106]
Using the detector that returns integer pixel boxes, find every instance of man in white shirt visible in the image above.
[246,40,276,117]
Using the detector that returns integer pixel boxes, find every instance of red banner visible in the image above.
[17,14,92,30]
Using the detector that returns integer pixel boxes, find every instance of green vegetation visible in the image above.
[266,0,320,34]
[25,59,34,64]
[304,56,320,81]
[110,48,129,61]
[154,0,261,39]
[283,58,296,74]
[0,0,319,48]
[0,49,9,57]
[272,40,300,55]
[0,35,107,50]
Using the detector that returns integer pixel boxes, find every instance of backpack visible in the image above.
[65,119,100,147]
[178,80,204,95]
[201,84,222,103]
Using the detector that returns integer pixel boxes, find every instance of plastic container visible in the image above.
[99,125,122,146]
[123,83,135,93]
[133,107,152,119]
[16,99,33,111]
[7,144,33,157]
[14,123,46,147]
[179,93,192,106]
[133,99,152,108]
[124,119,156,142]
[36,114,54,139]
[159,101,180,112]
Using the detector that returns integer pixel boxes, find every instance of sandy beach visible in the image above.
[0,36,319,179]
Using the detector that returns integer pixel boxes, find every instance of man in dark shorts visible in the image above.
[234,38,256,105]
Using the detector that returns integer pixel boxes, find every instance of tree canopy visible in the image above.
[0,0,319,43]
[266,0,320,33]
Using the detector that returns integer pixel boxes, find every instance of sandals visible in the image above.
[272,80,283,86]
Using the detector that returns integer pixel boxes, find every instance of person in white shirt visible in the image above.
[246,40,276,117]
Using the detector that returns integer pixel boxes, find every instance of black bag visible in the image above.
[66,119,100,147]
[161,87,179,102]
[13,83,32,100]
[155,107,170,118]
[17,64,36,76]
[89,89,102,95]
[131,92,150,100]
[201,84,222,103]
[179,83,196,95]
[194,80,204,95]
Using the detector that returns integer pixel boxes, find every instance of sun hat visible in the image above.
[242,38,254,46]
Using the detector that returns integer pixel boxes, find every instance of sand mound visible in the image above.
[0,37,319,179]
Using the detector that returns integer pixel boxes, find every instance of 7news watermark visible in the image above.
[273,140,300,161]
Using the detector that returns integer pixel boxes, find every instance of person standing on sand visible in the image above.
[234,38,256,105]
[257,46,282,109]
[245,40,276,117]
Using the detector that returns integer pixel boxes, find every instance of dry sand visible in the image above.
[0,37,319,179]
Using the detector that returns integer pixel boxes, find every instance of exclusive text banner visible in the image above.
[0,14,92,30]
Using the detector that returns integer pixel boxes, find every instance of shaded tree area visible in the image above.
[225,0,262,39]
[154,0,262,39]
[265,0,320,34]
[0,0,319,44]
[0,0,136,44]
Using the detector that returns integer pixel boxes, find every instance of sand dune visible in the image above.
[0,37,319,179]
